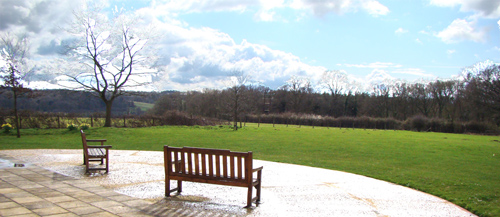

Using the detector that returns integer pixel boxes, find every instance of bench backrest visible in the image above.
[164,146,253,185]
[81,130,88,150]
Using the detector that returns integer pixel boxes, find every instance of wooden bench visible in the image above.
[80,130,112,174]
[164,146,263,207]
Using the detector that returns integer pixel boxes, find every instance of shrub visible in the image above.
[2,123,12,134]
[80,123,90,130]
[411,115,428,132]
[67,123,77,131]
[464,121,498,134]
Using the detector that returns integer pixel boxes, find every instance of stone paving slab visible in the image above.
[0,149,478,217]
[0,154,157,217]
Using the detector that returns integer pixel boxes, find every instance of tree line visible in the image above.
[149,64,500,133]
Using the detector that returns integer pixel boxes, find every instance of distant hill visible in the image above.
[0,89,173,115]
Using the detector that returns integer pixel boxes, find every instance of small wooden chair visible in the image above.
[80,130,112,174]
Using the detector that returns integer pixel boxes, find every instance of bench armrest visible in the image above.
[252,166,263,173]
[86,139,107,142]
[87,145,112,149]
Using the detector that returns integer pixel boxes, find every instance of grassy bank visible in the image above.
[1,124,499,216]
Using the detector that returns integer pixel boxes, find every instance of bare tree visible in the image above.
[429,80,457,119]
[392,81,410,120]
[0,33,34,138]
[409,83,432,117]
[372,83,392,118]
[320,70,348,116]
[62,3,157,127]
[464,63,500,120]
[226,71,249,130]
[282,76,312,113]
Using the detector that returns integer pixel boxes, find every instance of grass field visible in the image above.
[133,101,154,112]
[1,124,499,216]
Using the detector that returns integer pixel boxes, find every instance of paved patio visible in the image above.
[0,149,477,217]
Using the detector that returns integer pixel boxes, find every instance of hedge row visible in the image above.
[1,110,497,135]
[245,113,499,135]
[0,110,223,129]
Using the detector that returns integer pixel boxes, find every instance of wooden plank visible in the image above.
[215,155,221,177]
[237,156,243,179]
[181,150,186,174]
[208,154,214,177]
[223,155,228,178]
[168,174,248,186]
[230,156,235,179]
[174,151,179,172]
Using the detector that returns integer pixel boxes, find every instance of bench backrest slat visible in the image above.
[187,151,193,174]
[165,146,252,183]
[80,130,89,155]
[208,153,214,177]
[215,154,221,177]
[237,156,243,179]
[230,156,235,179]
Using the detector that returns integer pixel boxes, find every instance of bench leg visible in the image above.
[246,186,253,208]
[166,180,170,197]
[165,180,182,197]
[256,170,262,204]
[255,184,261,204]
[84,157,89,174]
[105,156,109,173]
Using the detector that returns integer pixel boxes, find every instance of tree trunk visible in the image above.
[233,90,238,131]
[104,100,113,127]
[13,90,20,138]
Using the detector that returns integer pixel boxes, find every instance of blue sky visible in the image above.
[1,0,499,91]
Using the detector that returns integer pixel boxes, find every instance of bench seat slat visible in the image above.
[169,173,250,186]
[88,148,106,157]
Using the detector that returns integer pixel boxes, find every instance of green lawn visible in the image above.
[1,124,499,216]
[133,101,154,112]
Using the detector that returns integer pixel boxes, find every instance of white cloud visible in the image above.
[447,49,456,55]
[151,0,256,14]
[419,30,430,35]
[149,0,389,22]
[0,0,83,56]
[290,0,389,17]
[362,0,390,16]
[148,16,327,90]
[415,38,423,44]
[430,0,500,18]
[343,62,403,68]
[366,69,394,81]
[436,18,486,43]
[395,27,408,35]
[391,68,435,77]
